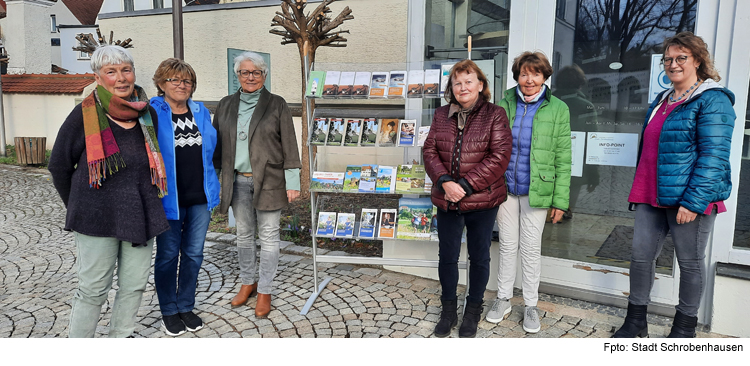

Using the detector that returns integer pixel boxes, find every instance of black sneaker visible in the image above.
[179,311,203,332]
[162,314,186,336]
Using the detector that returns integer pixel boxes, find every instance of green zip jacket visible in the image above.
[498,87,572,210]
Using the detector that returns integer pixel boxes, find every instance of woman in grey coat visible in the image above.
[212,51,301,318]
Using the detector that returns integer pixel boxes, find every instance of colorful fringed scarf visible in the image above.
[81,84,167,197]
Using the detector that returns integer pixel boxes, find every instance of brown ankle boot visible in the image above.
[255,293,272,318]
[230,284,257,307]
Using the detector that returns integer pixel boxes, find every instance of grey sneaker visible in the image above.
[485,298,512,323]
[523,306,541,333]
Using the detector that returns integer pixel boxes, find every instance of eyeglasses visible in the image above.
[238,69,264,79]
[661,55,690,66]
[165,78,193,87]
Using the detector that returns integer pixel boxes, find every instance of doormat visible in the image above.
[595,225,674,268]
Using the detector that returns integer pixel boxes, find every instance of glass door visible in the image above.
[540,0,697,305]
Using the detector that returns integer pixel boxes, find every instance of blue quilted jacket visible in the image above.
[635,79,735,213]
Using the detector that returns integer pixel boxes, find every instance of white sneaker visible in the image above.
[485,298,512,323]
[523,306,541,333]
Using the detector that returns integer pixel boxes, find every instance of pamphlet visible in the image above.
[388,71,407,98]
[423,69,440,98]
[316,211,337,236]
[407,69,424,98]
[369,72,389,98]
[344,119,363,146]
[378,119,399,147]
[335,213,356,237]
[358,164,378,192]
[358,208,378,238]
[396,197,433,240]
[310,117,329,145]
[306,70,326,98]
[377,209,397,239]
[326,118,345,146]
[375,165,396,193]
[360,118,379,146]
[352,71,371,98]
[343,165,361,192]
[322,70,340,98]
[398,119,417,147]
[337,71,355,97]
[311,172,344,192]
[417,125,430,147]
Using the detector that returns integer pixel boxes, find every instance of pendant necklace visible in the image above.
[238,117,251,141]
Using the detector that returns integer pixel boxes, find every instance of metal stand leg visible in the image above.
[300,277,332,315]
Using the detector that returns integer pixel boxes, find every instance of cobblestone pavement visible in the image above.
[0,165,728,338]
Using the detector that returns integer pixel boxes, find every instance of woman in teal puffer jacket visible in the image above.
[485,51,571,333]
[614,32,735,339]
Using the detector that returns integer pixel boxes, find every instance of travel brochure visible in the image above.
[310,118,422,147]
[311,164,428,194]
[396,197,434,240]
[306,68,443,99]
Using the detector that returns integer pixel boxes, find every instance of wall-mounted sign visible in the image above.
[585,132,639,167]
[648,54,671,103]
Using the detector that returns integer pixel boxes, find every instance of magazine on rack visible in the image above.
[398,119,417,147]
[358,209,378,238]
[377,119,399,147]
[343,165,361,192]
[388,71,407,98]
[423,69,440,98]
[395,164,426,194]
[316,212,337,236]
[375,165,396,193]
[360,118,378,146]
[430,206,438,241]
[406,69,424,98]
[306,70,326,98]
[310,117,329,145]
[343,119,363,146]
[396,197,433,240]
[335,213,356,237]
[322,70,340,98]
[337,71,355,97]
[352,71,371,98]
[369,72,389,98]
[358,164,378,192]
[326,118,345,146]
[377,209,397,239]
[311,172,344,192]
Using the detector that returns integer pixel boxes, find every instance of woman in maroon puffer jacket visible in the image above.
[423,59,512,338]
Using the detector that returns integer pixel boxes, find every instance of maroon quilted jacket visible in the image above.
[423,99,512,212]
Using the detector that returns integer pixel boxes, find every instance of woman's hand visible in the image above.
[676,206,697,225]
[549,208,565,224]
[287,190,300,203]
[442,181,466,203]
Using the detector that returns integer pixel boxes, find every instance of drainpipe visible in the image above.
[172,0,184,60]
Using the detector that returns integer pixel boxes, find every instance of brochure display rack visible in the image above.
[300,62,471,315]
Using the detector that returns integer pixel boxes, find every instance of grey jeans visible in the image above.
[629,203,717,317]
[231,175,281,294]
[68,232,154,338]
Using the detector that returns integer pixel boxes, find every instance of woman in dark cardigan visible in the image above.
[49,45,169,338]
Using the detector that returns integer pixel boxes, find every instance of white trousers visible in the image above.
[495,195,548,306]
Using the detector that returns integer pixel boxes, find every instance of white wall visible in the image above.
[2,82,97,149]
[4,0,54,74]
[711,275,750,337]
[97,0,408,103]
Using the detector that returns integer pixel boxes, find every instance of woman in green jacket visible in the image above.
[485,51,571,333]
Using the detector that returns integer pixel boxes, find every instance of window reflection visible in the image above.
[546,0,696,272]
[732,85,750,250]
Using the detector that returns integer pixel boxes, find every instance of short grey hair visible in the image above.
[90,45,135,74]
[233,51,268,77]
